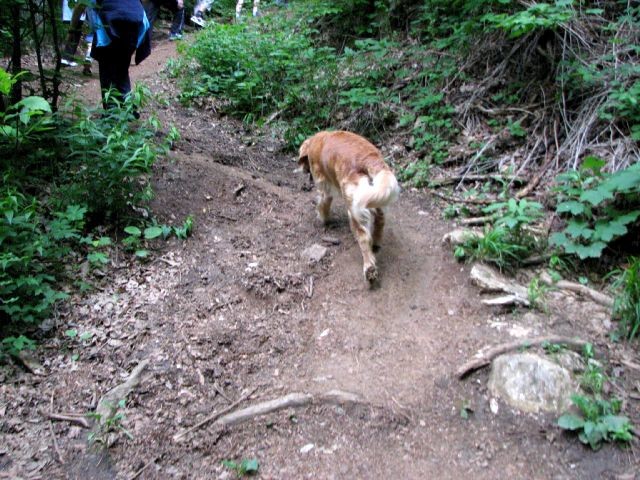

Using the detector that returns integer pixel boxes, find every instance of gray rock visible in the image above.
[302,244,328,263]
[488,353,576,413]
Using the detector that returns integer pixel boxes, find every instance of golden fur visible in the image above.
[298,130,399,283]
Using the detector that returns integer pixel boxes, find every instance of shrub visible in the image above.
[611,257,640,340]
[550,157,640,259]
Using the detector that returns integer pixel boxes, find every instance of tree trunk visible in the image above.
[10,2,22,104]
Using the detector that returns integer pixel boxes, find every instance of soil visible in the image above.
[1,27,639,480]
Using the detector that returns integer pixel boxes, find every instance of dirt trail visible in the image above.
[2,31,638,480]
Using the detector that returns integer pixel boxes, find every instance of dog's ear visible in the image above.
[297,138,311,173]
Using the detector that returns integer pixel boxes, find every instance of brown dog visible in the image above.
[298,130,399,283]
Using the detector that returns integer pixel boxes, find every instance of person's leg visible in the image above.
[252,0,259,17]
[96,42,135,109]
[169,1,185,36]
[62,5,86,63]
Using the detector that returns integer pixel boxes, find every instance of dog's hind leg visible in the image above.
[372,208,385,253]
[348,208,377,283]
[316,181,333,224]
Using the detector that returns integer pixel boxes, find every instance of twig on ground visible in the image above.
[173,387,258,442]
[129,455,160,480]
[539,272,614,308]
[213,382,232,403]
[456,335,590,379]
[49,421,64,464]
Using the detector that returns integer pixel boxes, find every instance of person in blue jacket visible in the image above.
[87,0,152,109]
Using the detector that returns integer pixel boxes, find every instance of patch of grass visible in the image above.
[610,256,640,340]
[222,458,259,477]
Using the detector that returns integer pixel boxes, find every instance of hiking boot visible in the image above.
[190,13,206,28]
[61,58,78,67]
[169,32,183,40]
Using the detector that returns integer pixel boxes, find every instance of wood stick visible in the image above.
[539,272,614,308]
[456,335,590,379]
[458,214,500,226]
[516,153,554,199]
[173,387,258,442]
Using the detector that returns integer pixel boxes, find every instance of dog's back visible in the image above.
[299,130,399,210]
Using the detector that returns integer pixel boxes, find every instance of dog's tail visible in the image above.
[354,170,400,210]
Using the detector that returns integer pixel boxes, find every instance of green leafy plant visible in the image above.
[482,1,576,39]
[59,85,167,221]
[484,198,544,242]
[221,458,259,477]
[1,335,35,358]
[528,277,550,312]
[541,340,566,355]
[558,394,633,450]
[550,157,640,259]
[580,360,606,395]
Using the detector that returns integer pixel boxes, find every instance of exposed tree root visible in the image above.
[93,360,149,429]
[173,389,364,442]
[456,335,590,379]
[539,272,614,308]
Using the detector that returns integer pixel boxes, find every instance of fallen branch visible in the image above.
[539,272,614,308]
[456,335,590,379]
[458,214,500,226]
[173,387,258,442]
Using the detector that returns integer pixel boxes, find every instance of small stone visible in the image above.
[302,244,328,263]
[489,398,499,415]
[300,443,314,454]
